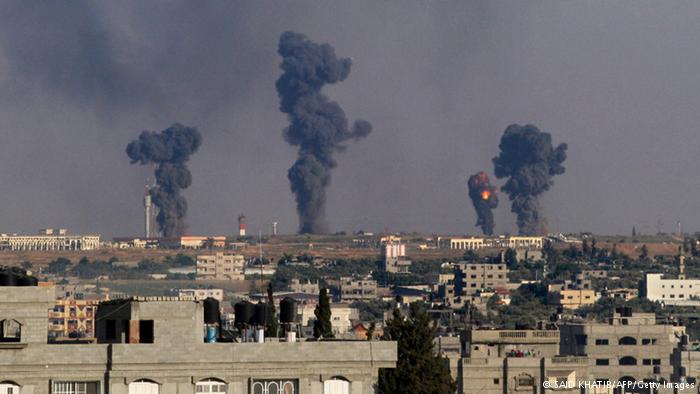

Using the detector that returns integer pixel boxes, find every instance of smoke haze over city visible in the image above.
[0,1,699,237]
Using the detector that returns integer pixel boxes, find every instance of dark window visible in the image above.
[493,379,499,385]
[619,336,637,345]
[596,359,609,365]
[0,319,21,342]
[575,335,587,345]
[595,339,609,345]
[106,320,116,340]
[642,339,651,345]
[139,320,154,343]
[619,356,637,366]
[643,359,651,365]
[652,359,661,365]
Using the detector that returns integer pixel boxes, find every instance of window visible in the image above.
[619,337,637,345]
[52,382,99,394]
[516,375,534,388]
[195,379,226,394]
[493,379,499,385]
[0,382,20,394]
[128,381,158,394]
[251,380,298,394]
[596,359,609,365]
[652,359,661,365]
[0,320,21,342]
[106,320,117,340]
[139,320,154,343]
[595,339,609,345]
[323,378,349,394]
[619,356,637,366]
[643,359,651,365]
[642,339,651,345]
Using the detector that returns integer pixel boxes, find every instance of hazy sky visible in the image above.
[0,1,698,238]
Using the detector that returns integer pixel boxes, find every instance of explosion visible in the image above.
[468,171,499,235]
[276,31,372,234]
[126,123,202,237]
[492,124,567,235]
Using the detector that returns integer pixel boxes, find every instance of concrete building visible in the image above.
[381,239,411,273]
[438,262,508,308]
[0,230,100,251]
[334,277,377,302]
[457,328,588,394]
[289,279,319,294]
[446,236,544,250]
[644,273,700,306]
[0,286,397,394]
[299,303,359,336]
[177,288,224,302]
[550,289,599,310]
[196,253,245,281]
[559,309,684,386]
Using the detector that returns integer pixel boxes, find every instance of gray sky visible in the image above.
[0,0,698,238]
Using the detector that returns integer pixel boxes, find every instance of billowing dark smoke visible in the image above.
[276,31,372,234]
[468,171,499,235]
[492,124,567,235]
[126,124,202,237]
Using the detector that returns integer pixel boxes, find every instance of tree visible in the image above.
[640,244,649,261]
[366,321,376,340]
[47,257,72,274]
[503,248,518,268]
[20,261,33,270]
[378,303,456,394]
[266,282,279,338]
[313,288,334,339]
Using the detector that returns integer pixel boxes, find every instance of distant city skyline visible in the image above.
[0,1,698,238]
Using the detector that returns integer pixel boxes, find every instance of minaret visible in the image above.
[144,186,152,238]
[272,221,278,236]
[238,214,246,237]
[679,245,686,280]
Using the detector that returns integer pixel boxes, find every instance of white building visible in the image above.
[196,253,245,280]
[644,273,700,306]
[449,237,485,250]
[178,288,224,302]
[0,230,100,251]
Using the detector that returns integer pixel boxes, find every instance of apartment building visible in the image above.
[334,277,377,301]
[438,262,508,307]
[559,309,684,386]
[177,288,224,302]
[196,253,245,280]
[0,285,397,394]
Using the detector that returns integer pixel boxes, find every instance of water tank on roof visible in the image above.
[253,302,270,326]
[280,297,297,323]
[234,301,254,326]
[0,272,16,286]
[203,297,220,324]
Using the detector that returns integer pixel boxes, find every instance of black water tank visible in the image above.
[0,272,17,286]
[253,302,270,326]
[203,297,221,324]
[235,301,254,326]
[280,297,297,323]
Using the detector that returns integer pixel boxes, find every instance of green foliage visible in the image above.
[351,299,394,321]
[163,254,195,267]
[313,288,334,339]
[47,257,72,274]
[20,261,33,270]
[504,248,518,268]
[378,304,456,394]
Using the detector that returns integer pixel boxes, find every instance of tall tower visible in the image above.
[144,186,152,238]
[238,214,246,237]
[272,221,278,236]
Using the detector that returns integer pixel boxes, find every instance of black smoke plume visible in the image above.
[492,124,567,235]
[126,124,202,237]
[276,31,372,234]
[468,171,499,235]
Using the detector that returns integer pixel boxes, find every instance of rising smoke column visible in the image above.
[126,124,202,237]
[468,172,499,235]
[492,124,567,235]
[276,31,372,234]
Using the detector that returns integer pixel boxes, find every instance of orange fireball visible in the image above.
[481,190,491,200]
